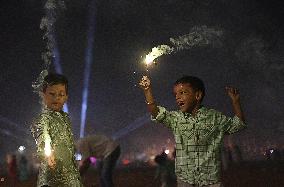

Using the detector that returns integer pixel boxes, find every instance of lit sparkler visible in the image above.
[143,45,174,67]
[142,26,223,68]
[44,135,52,157]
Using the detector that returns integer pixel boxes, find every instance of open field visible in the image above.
[1,161,283,187]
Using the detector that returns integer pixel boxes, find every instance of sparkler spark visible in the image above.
[44,135,52,157]
[143,25,223,67]
[144,45,174,66]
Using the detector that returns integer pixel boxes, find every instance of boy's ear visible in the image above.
[195,91,203,101]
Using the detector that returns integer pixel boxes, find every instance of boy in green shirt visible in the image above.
[31,73,83,187]
[139,75,246,187]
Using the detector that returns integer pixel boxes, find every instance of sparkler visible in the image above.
[80,0,96,138]
[44,134,52,157]
[142,25,223,68]
[144,45,174,67]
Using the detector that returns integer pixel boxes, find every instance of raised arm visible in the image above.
[226,86,245,122]
[139,76,159,118]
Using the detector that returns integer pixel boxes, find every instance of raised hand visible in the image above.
[139,75,151,91]
[225,86,240,103]
[47,154,56,169]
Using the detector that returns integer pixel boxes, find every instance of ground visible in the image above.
[1,161,283,187]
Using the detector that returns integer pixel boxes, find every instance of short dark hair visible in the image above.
[175,75,205,101]
[42,73,69,95]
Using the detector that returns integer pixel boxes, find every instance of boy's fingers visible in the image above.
[226,87,239,95]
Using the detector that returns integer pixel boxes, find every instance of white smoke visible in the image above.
[144,25,223,64]
[32,0,66,93]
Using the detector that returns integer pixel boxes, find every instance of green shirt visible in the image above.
[152,106,246,186]
[31,108,83,187]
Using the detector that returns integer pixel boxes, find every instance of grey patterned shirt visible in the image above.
[31,108,83,187]
[152,106,246,186]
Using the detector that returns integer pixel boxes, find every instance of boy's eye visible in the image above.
[48,92,65,97]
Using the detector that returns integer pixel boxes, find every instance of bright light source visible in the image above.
[44,137,52,157]
[89,157,97,165]
[165,149,170,155]
[75,153,82,161]
[269,149,274,154]
[145,55,154,66]
[18,146,25,153]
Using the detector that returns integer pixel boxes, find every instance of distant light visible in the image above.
[269,149,274,154]
[75,153,82,161]
[165,149,170,155]
[1,177,4,182]
[18,146,25,153]
[89,157,97,165]
[122,159,130,165]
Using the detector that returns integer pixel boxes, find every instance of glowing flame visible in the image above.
[142,26,223,67]
[165,149,170,155]
[145,54,155,65]
[44,135,52,157]
[144,45,174,66]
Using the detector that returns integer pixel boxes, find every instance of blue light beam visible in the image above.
[0,115,29,135]
[52,35,68,113]
[112,114,150,140]
[80,0,96,138]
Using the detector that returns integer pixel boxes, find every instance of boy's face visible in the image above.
[42,84,68,112]
[173,83,202,113]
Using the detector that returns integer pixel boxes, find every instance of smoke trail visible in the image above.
[32,0,66,93]
[52,37,69,112]
[144,25,223,65]
[112,114,150,140]
[31,0,68,111]
[235,36,284,85]
[80,0,96,138]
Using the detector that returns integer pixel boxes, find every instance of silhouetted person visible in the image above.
[77,135,121,187]
[18,156,29,182]
[154,152,176,187]
[231,145,242,163]
[221,146,232,171]
[7,154,17,186]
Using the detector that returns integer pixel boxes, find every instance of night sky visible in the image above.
[0,0,284,161]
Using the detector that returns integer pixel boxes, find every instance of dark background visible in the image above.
[0,0,283,163]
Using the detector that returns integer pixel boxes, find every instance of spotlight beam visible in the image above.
[0,129,32,144]
[0,115,29,135]
[51,35,68,113]
[80,0,96,138]
[112,114,150,140]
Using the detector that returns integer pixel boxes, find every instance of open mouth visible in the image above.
[177,101,185,107]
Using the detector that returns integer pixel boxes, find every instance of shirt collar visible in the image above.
[42,105,67,117]
[181,106,206,118]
